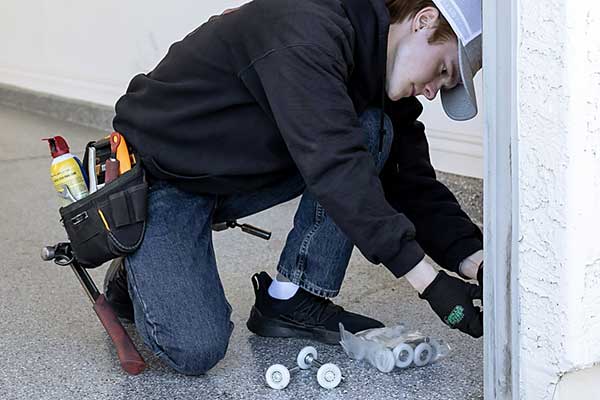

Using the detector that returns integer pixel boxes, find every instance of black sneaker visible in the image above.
[103,257,134,322]
[246,272,384,345]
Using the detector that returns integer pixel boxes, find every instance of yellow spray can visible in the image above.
[42,136,89,207]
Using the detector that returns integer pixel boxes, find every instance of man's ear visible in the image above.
[413,7,440,31]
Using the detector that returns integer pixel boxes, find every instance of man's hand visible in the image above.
[419,271,483,338]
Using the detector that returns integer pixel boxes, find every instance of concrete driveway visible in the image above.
[0,105,482,399]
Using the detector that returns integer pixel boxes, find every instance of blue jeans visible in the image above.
[124,108,393,375]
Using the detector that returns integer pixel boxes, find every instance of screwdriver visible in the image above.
[104,132,121,184]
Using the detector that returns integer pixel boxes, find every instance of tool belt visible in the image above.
[59,137,148,268]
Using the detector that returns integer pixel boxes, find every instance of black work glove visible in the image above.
[419,271,483,338]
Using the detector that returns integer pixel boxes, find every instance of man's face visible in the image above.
[386,8,460,102]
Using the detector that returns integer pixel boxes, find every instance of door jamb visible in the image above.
[482,0,520,398]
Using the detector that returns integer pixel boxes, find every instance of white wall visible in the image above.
[517,0,600,398]
[556,366,600,400]
[0,0,483,178]
[0,0,246,106]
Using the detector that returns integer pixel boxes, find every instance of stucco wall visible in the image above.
[556,366,600,400]
[517,0,600,398]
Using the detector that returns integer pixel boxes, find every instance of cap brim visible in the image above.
[441,42,478,121]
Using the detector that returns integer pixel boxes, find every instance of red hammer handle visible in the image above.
[93,294,145,375]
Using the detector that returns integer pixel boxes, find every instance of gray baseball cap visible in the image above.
[432,0,482,121]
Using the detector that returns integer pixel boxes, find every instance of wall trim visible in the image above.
[0,82,114,131]
[0,66,122,108]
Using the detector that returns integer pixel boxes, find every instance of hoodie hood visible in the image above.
[341,0,390,110]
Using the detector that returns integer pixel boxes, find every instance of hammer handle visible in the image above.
[93,295,145,375]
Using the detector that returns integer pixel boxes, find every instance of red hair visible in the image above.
[385,0,456,44]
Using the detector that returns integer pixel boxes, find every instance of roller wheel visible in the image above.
[393,343,414,369]
[414,342,433,367]
[297,346,318,369]
[372,348,396,373]
[316,363,342,389]
[265,364,291,390]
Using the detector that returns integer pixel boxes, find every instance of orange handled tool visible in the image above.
[115,132,132,174]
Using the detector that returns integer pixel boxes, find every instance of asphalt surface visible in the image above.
[0,105,483,399]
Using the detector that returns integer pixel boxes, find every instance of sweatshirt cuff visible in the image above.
[384,239,426,278]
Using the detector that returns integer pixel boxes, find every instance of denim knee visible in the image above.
[358,108,394,171]
[161,323,233,376]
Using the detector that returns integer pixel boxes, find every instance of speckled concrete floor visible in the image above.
[0,105,483,400]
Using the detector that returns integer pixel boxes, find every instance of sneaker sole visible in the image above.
[246,306,341,345]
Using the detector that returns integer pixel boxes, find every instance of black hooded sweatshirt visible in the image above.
[113,0,483,278]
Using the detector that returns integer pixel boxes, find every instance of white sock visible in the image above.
[268,276,299,300]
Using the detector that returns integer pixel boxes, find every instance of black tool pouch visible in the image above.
[59,162,147,268]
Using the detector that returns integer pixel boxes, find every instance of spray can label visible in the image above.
[50,156,89,207]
